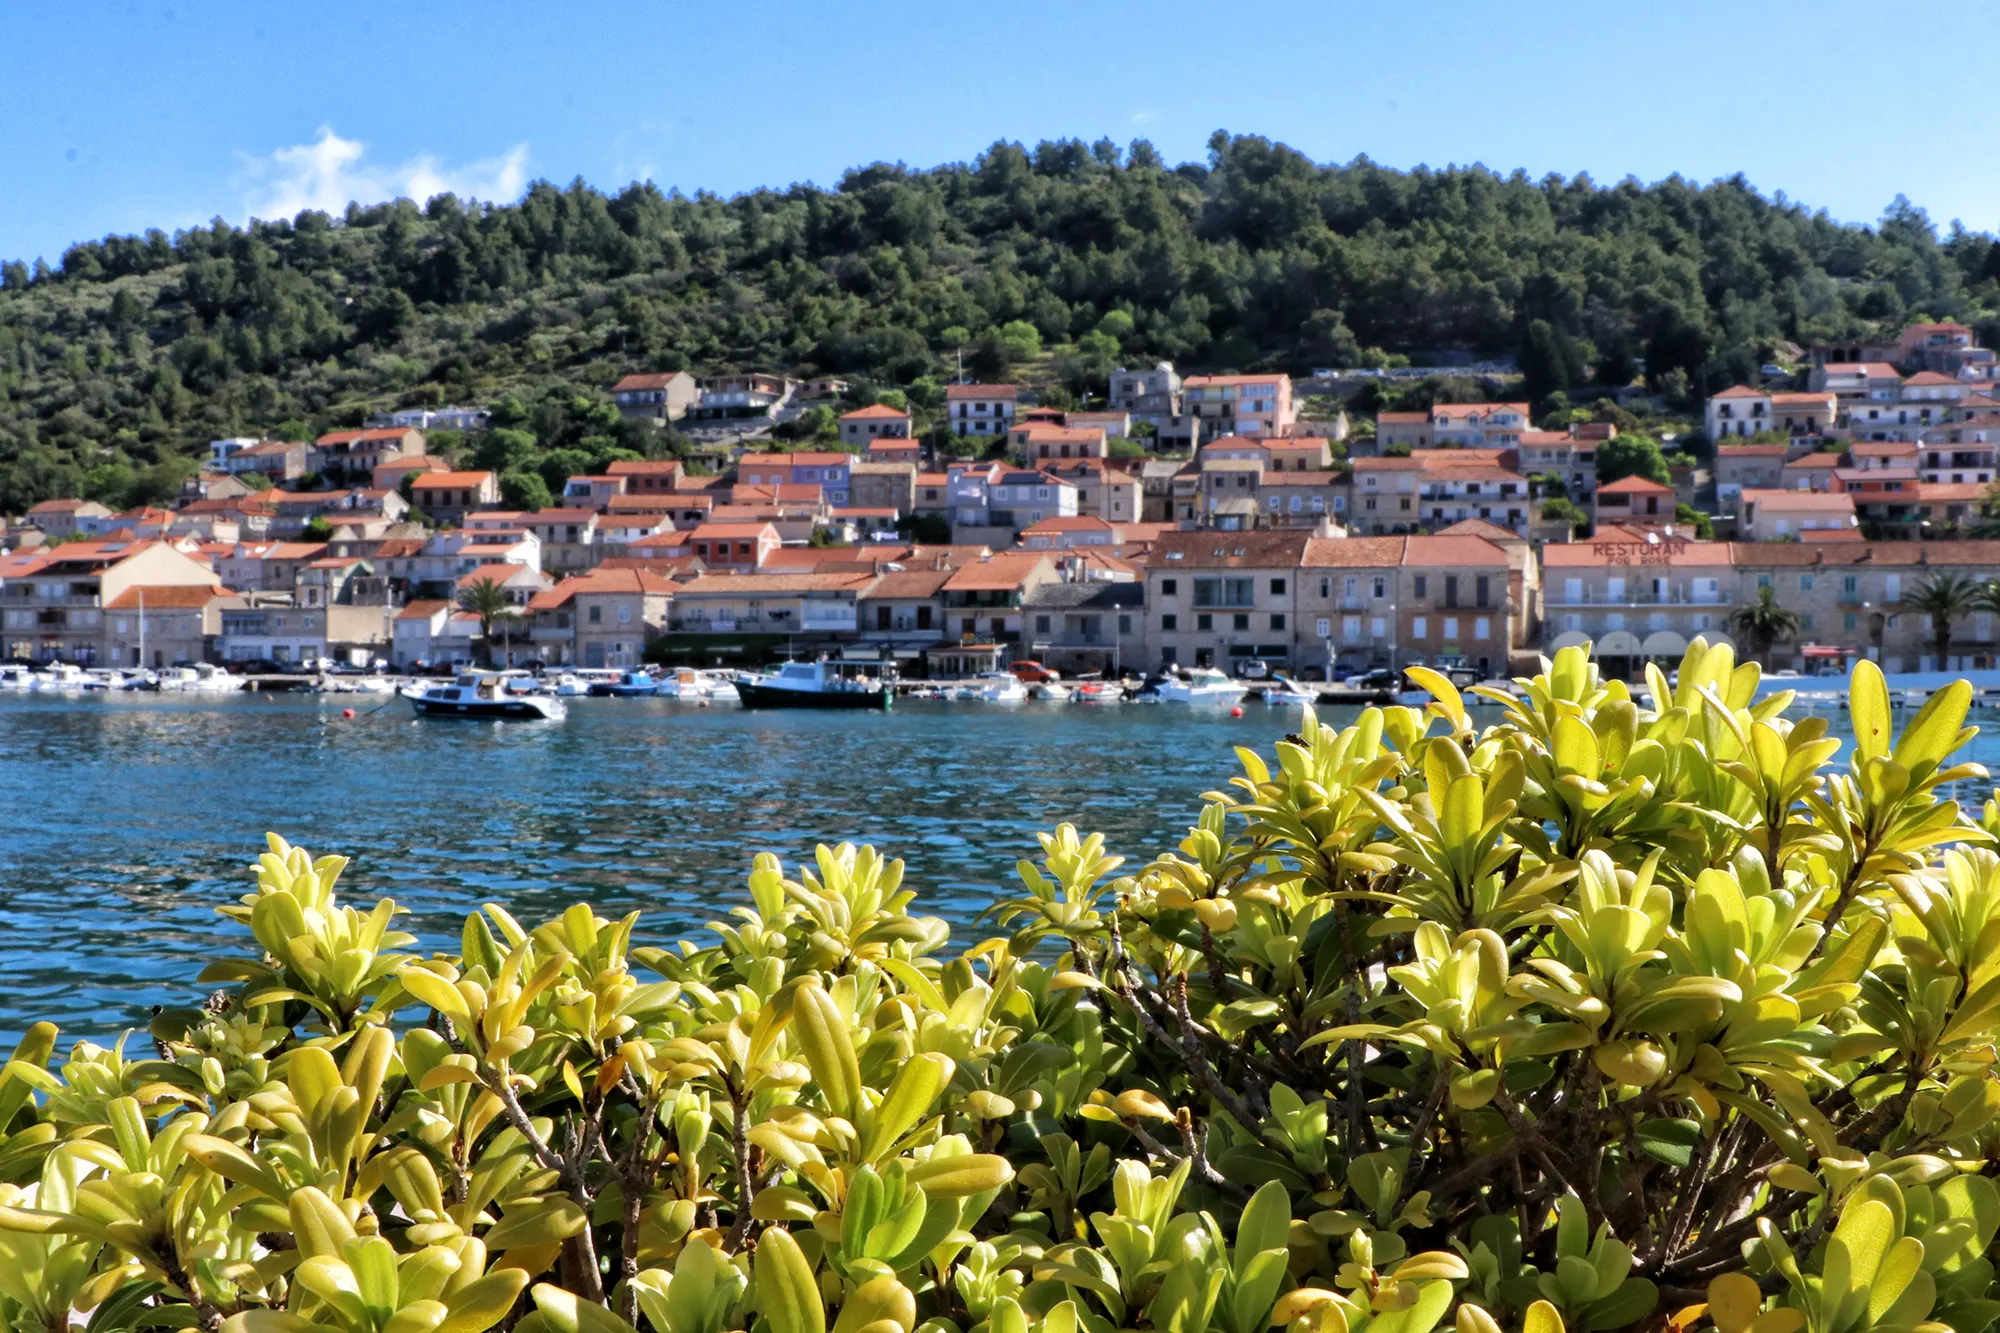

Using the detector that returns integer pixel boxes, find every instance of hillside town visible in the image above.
[9,319,2000,684]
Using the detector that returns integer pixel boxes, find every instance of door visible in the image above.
[877,606,892,631]
[586,643,605,668]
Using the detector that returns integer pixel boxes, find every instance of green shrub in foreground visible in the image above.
[3,641,2000,1333]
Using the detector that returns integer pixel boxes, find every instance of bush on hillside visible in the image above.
[2,645,1999,1333]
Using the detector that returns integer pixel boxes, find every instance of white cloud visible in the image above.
[1130,110,1159,125]
[237,127,530,221]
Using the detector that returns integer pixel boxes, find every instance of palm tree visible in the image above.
[457,577,513,666]
[1726,584,1803,664]
[1905,572,1981,670]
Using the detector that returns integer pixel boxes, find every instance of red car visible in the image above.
[1009,660,1060,683]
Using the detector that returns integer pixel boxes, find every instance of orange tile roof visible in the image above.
[841,404,910,420]
[1597,475,1674,494]
[410,471,496,488]
[103,583,232,609]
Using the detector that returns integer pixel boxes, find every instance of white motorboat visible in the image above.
[1029,681,1072,702]
[350,676,396,694]
[153,663,242,693]
[734,659,891,710]
[1262,675,1318,706]
[34,664,89,691]
[407,673,567,720]
[972,671,1029,702]
[0,665,36,690]
[698,669,740,702]
[1155,667,1247,705]
[654,666,713,699]
[1073,680,1125,704]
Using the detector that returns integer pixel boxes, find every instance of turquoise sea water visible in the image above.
[0,693,1283,1043]
[1,690,1993,1048]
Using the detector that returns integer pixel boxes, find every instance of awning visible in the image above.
[1641,630,1688,656]
[1801,644,1857,658]
[1596,630,1642,656]
[1550,630,1591,651]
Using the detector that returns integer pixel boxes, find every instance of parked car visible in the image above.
[1354,668,1398,690]
[1009,660,1060,683]
[1236,659,1272,680]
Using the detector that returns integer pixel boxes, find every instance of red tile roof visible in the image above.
[103,583,233,609]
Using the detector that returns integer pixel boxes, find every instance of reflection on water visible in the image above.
[0,694,1273,1043]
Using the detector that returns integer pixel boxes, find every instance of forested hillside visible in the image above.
[4,130,1999,511]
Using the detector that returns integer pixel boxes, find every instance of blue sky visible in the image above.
[6,0,1999,265]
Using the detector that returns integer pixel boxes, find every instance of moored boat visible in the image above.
[591,669,660,697]
[1073,680,1125,704]
[1155,667,1247,705]
[407,672,567,720]
[734,659,891,710]
[971,671,1029,702]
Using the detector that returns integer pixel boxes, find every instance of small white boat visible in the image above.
[153,663,242,693]
[1073,681,1125,704]
[654,666,713,699]
[1262,675,1318,706]
[972,671,1029,702]
[734,659,891,710]
[698,669,739,702]
[1155,667,1246,705]
[0,665,37,690]
[564,668,622,696]
[1030,681,1072,702]
[34,664,89,692]
[351,676,396,695]
[407,672,567,720]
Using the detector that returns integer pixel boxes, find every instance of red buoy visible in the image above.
[342,708,355,719]
[1229,705,1244,718]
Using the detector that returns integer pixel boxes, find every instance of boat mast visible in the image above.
[137,587,145,668]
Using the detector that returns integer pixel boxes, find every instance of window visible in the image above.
[1372,577,1387,599]
[1414,575,1428,599]
[1161,614,1178,631]
[1321,577,1333,598]
[618,605,631,623]
[1370,617,1385,637]
[1844,613,1859,630]
[1118,614,1131,634]
[1412,616,1427,637]
[1160,578,1177,596]
[1035,615,1051,633]
[1269,578,1286,595]
[1195,613,1212,631]
[1757,574,1772,589]
[1232,613,1250,631]
[1343,616,1361,639]
[589,605,601,623]
[1888,614,1901,629]
[1800,574,1815,592]
[1475,618,1490,640]
[1270,614,1286,630]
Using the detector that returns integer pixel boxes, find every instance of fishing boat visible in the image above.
[1073,680,1125,704]
[1154,667,1247,705]
[591,669,660,697]
[972,671,1030,702]
[734,659,891,710]
[654,666,714,699]
[406,672,567,720]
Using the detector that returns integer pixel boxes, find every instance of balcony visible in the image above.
[1546,591,1726,608]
